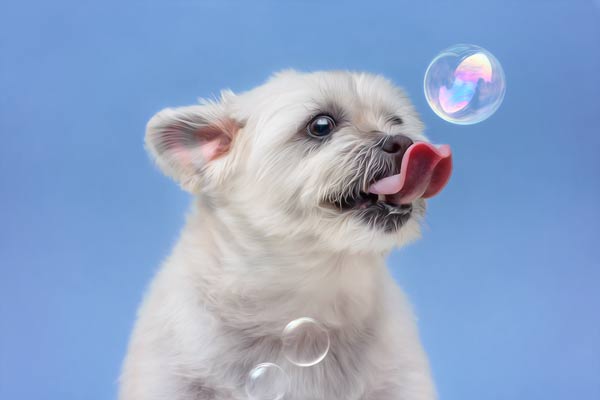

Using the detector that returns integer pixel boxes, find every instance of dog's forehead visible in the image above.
[243,71,414,117]
[232,71,424,139]
[301,71,406,110]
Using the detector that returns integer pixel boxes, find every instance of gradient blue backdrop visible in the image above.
[1,1,599,399]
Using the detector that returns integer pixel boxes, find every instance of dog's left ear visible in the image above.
[145,95,241,192]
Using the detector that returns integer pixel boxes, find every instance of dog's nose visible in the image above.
[381,134,413,155]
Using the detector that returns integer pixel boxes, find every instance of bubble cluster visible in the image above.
[424,44,506,125]
[282,317,330,367]
[245,318,330,399]
[245,363,289,400]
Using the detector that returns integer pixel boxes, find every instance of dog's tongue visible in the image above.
[368,142,452,205]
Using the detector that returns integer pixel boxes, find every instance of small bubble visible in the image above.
[245,363,288,400]
[281,317,330,367]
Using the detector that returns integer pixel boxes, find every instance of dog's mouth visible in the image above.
[326,142,453,231]
[328,190,415,233]
[333,191,413,212]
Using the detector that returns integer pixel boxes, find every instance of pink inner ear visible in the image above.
[195,120,238,162]
[200,139,223,162]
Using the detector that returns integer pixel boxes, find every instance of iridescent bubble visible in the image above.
[282,317,330,367]
[245,363,289,400]
[424,44,506,125]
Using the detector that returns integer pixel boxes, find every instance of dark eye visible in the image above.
[307,115,336,138]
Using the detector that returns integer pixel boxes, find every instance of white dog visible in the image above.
[119,70,452,400]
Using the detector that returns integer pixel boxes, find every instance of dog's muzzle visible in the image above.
[326,135,452,232]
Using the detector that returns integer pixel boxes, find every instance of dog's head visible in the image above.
[146,70,451,253]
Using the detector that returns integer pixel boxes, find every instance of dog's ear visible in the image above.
[145,96,241,192]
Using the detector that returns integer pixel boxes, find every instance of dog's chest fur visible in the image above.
[196,315,382,400]
[138,214,399,400]
[121,208,433,400]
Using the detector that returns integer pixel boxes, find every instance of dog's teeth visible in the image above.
[378,194,385,202]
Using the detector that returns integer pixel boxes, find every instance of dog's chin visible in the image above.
[313,197,426,254]
[327,191,415,233]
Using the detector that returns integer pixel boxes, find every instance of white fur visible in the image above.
[120,71,437,400]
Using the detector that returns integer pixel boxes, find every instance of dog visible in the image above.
[119,70,452,400]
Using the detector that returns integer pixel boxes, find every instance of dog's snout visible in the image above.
[381,134,413,156]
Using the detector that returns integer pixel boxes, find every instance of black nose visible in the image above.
[381,134,413,155]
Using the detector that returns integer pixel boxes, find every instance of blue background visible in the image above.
[1,1,599,399]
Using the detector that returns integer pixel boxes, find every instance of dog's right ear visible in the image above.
[145,97,241,192]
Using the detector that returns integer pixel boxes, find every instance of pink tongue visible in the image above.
[368,142,452,205]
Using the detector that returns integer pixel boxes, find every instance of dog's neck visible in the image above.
[174,199,391,331]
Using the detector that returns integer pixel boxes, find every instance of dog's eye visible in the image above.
[307,115,336,138]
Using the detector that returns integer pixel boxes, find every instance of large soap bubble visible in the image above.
[424,44,506,125]
[245,363,289,400]
[281,317,330,367]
